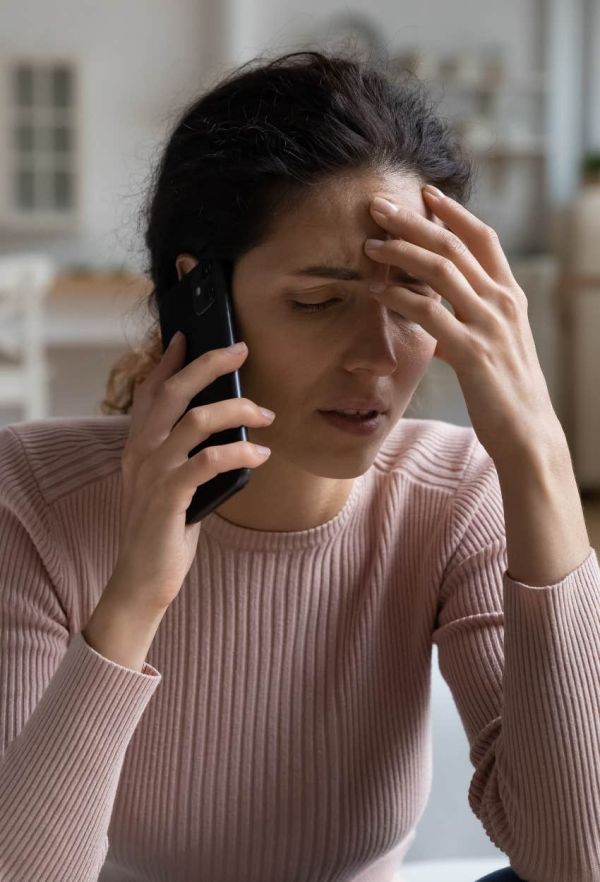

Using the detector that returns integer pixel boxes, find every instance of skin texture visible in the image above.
[175,170,444,532]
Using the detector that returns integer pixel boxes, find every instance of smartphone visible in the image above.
[157,258,251,524]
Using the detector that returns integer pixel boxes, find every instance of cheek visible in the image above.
[238,349,305,405]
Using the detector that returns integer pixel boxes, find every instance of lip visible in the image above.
[318,398,389,415]
[317,410,386,435]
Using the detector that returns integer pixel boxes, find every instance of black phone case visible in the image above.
[157,259,251,524]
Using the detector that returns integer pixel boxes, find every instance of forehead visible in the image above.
[296,170,427,222]
[262,170,432,263]
[231,169,439,288]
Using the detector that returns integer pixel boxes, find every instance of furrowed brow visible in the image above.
[286,265,422,283]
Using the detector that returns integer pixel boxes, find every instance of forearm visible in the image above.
[494,426,592,587]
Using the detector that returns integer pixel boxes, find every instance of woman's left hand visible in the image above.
[364,186,564,467]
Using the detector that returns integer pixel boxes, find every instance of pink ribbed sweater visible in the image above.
[0,415,599,882]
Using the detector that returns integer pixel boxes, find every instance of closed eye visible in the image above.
[291,299,340,313]
[291,277,427,314]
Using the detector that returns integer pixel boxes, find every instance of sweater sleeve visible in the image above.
[0,425,162,882]
[432,435,600,882]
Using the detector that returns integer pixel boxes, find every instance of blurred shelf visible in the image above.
[44,271,154,346]
[49,271,153,298]
[0,211,83,235]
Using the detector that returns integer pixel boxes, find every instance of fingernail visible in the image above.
[424,184,445,199]
[259,407,275,420]
[228,341,247,353]
[371,196,398,214]
[167,331,182,348]
[255,445,271,457]
[365,238,385,250]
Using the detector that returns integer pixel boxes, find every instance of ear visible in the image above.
[175,253,199,280]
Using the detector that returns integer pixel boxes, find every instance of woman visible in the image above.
[0,49,598,882]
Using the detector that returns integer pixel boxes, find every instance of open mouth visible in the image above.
[325,410,379,421]
[317,410,386,434]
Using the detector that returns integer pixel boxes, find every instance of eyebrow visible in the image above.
[286,264,419,282]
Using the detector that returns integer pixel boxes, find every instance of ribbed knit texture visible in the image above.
[0,415,598,882]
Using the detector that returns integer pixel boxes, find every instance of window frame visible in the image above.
[0,53,82,232]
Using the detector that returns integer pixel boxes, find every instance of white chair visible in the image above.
[0,253,55,420]
[401,856,511,882]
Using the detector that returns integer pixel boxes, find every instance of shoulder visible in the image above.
[0,415,131,507]
[374,417,484,493]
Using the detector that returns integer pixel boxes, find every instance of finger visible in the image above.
[136,344,249,455]
[371,284,465,358]
[369,203,500,299]
[365,238,479,320]
[422,188,514,284]
[129,331,186,430]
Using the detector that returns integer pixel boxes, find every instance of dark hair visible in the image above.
[101,47,474,415]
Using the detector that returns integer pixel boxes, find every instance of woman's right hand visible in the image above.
[112,332,275,613]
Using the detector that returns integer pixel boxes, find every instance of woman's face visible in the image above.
[179,170,443,480]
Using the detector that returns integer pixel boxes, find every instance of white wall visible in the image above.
[0,0,232,269]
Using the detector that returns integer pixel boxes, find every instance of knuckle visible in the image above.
[234,398,261,420]
[440,231,467,257]
[433,256,456,278]
[495,288,521,317]
[418,296,438,318]
[511,283,528,307]
[244,398,263,417]
[396,208,412,224]
[202,445,220,468]
[188,405,209,430]
[482,223,500,245]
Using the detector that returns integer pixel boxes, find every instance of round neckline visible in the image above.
[200,468,370,552]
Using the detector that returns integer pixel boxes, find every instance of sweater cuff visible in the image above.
[503,545,599,591]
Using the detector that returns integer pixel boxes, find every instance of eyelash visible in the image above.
[291,299,339,313]
[291,282,425,314]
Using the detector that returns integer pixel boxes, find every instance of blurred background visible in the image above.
[1,0,599,877]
